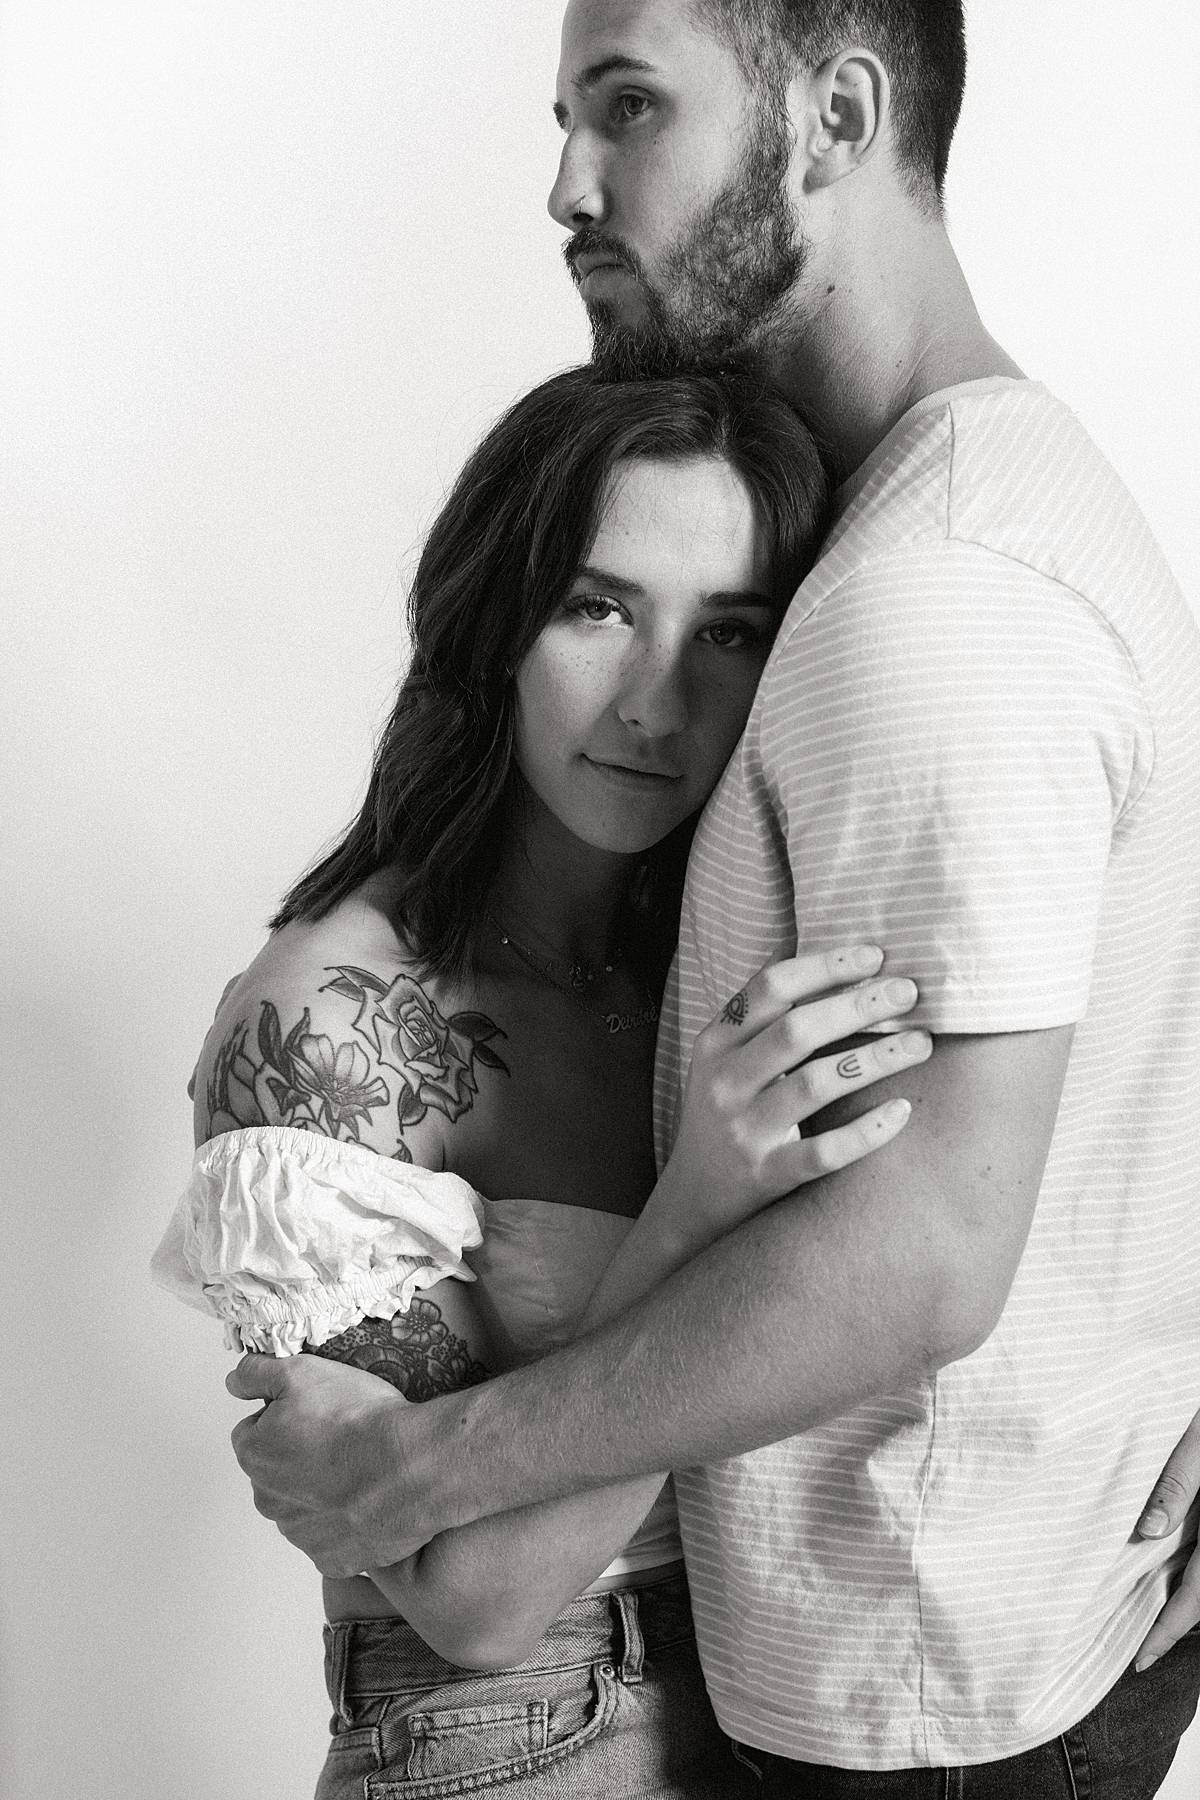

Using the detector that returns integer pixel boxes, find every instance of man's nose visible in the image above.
[548,133,605,229]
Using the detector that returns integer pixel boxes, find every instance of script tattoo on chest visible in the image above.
[305,1298,488,1400]
[203,963,508,1162]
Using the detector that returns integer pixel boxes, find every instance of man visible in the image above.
[228,1,1200,1789]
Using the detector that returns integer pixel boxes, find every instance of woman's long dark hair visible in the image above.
[272,363,830,979]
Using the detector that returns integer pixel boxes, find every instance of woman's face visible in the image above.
[514,454,783,857]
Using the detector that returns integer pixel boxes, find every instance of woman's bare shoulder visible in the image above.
[190,904,508,1167]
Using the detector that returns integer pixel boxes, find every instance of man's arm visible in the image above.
[229,1025,1072,1574]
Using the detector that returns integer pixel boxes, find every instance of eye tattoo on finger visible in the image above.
[722,990,749,1027]
[837,1052,864,1079]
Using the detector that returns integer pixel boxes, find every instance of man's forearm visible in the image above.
[370,1030,1070,1559]
[392,1175,940,1545]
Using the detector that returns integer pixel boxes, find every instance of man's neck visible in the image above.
[758,217,1024,483]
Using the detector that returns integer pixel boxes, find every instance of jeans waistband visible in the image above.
[323,1567,694,1725]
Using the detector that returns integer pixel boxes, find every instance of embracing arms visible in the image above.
[420,1023,1072,1513]
[358,952,933,1665]
[229,1010,1072,1575]
[205,941,929,1667]
[214,950,1200,1665]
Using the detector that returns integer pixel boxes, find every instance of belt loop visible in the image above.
[609,1589,645,1687]
[326,1621,356,1726]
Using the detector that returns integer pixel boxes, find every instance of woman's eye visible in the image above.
[700,620,764,650]
[566,595,626,625]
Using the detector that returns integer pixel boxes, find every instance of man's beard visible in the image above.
[566,105,807,378]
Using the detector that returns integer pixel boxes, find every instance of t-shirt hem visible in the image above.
[711,1586,1168,1770]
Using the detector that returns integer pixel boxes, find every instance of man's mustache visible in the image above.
[562,229,643,284]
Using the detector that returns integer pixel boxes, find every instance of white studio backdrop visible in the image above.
[1,3,1197,1796]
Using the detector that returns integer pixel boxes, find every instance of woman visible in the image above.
[155,364,930,1797]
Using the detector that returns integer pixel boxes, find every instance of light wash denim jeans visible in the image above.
[314,1567,756,1799]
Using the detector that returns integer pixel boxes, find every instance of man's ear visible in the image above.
[801,49,889,191]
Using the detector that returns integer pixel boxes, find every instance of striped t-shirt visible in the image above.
[655,378,1200,1768]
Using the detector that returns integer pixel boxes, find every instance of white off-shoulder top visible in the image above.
[152,1125,681,1585]
[151,1126,487,1355]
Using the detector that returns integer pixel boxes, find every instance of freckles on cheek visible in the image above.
[521,644,592,746]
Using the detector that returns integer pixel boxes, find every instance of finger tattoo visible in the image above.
[722,989,749,1027]
[836,1052,864,1079]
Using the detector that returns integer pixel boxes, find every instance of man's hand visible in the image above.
[226,1353,431,1576]
[1136,1409,1200,1671]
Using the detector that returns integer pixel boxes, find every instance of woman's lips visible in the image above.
[583,755,680,790]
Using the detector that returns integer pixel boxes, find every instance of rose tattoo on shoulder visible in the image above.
[202,963,508,1160]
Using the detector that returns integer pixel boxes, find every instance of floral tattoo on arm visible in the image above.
[204,966,505,1394]
[203,964,509,1163]
[305,1298,488,1399]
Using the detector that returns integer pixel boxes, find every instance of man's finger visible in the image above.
[1137,1550,1200,1672]
[1138,1409,1200,1538]
[230,1406,271,1469]
[226,1353,287,1403]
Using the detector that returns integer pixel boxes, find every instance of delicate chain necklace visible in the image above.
[494,912,616,992]
[490,915,659,1038]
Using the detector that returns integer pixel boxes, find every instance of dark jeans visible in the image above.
[735,1627,1200,1800]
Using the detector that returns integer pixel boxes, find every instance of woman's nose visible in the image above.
[548,132,605,229]
[615,647,689,739]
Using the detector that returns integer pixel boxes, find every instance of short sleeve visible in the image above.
[755,544,1151,1032]
[150,1125,486,1354]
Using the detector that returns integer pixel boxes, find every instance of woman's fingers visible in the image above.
[668,948,925,1226]
[771,1095,914,1185]
[711,946,886,1042]
[758,1027,933,1135]
[728,975,921,1101]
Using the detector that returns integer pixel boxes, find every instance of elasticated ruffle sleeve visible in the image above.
[151,1125,486,1355]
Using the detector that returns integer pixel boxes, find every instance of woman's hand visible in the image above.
[652,946,930,1256]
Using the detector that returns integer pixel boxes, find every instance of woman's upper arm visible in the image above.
[192,945,507,1164]
[188,942,506,1392]
[307,1273,494,1401]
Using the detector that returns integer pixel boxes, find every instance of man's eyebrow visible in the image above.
[553,55,660,125]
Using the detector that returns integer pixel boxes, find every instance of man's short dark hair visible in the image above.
[694,1,967,205]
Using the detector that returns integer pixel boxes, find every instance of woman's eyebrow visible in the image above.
[701,591,783,612]
[571,567,782,611]
[571,564,644,596]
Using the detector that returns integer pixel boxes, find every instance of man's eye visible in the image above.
[614,92,652,123]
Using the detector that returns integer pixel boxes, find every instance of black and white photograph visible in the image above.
[4,3,1200,1796]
